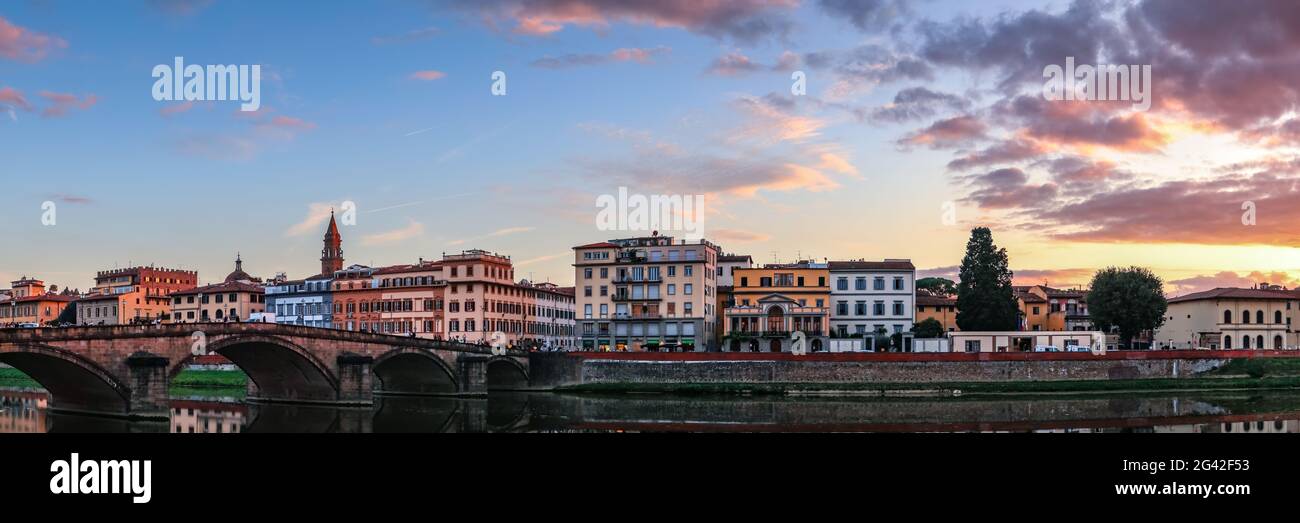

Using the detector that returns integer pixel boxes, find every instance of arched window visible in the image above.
[1256,310,1264,324]
[1276,311,1283,324]
[1257,335,1265,349]
[1242,310,1251,324]
[1223,336,1232,349]
[1243,335,1251,349]
[1224,310,1233,324]
[1274,335,1283,350]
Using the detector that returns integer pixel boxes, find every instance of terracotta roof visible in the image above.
[6,294,76,303]
[573,242,619,249]
[1016,292,1047,303]
[169,281,264,296]
[916,293,956,306]
[1168,287,1298,304]
[828,260,915,271]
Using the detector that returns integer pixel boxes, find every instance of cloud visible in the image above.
[159,101,195,117]
[448,225,535,246]
[372,27,441,45]
[532,46,669,68]
[50,194,93,204]
[147,0,215,15]
[816,0,909,32]
[409,70,447,80]
[265,115,317,130]
[363,220,425,246]
[946,138,1048,171]
[898,115,987,149]
[731,93,826,144]
[920,265,1093,287]
[174,107,314,159]
[706,51,763,76]
[1168,271,1300,296]
[991,95,1168,153]
[284,203,336,237]
[0,86,30,111]
[515,252,569,267]
[38,91,98,118]
[710,228,771,242]
[869,86,971,123]
[960,167,1058,209]
[445,0,799,43]
[0,16,67,62]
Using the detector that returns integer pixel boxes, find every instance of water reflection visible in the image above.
[4,387,1300,433]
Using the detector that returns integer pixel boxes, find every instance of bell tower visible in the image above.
[321,209,344,275]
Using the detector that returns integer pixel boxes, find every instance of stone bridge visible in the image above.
[0,323,531,419]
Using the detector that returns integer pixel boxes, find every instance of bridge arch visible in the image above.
[202,334,339,402]
[0,344,131,415]
[486,356,529,391]
[372,347,459,394]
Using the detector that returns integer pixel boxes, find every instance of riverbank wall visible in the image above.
[528,350,1300,390]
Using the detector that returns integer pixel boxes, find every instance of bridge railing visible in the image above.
[0,323,526,357]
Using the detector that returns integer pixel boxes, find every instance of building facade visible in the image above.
[915,290,959,332]
[331,265,384,333]
[168,257,265,323]
[374,262,446,338]
[1015,285,1092,331]
[518,280,576,350]
[723,262,830,352]
[77,266,197,325]
[265,273,334,328]
[1155,287,1298,350]
[574,235,720,352]
[0,277,74,326]
[716,254,753,287]
[828,260,916,346]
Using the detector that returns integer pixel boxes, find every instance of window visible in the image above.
[873,277,884,290]
[855,278,866,290]
[1224,310,1232,324]
[837,302,848,315]
[854,301,865,315]
[893,277,904,291]
[873,302,884,315]
[1257,310,1265,324]
[684,284,693,295]
[1276,310,1284,324]
[837,278,848,291]
[1243,310,1251,324]
[893,302,904,316]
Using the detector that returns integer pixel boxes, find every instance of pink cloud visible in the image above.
[267,115,317,130]
[0,16,66,62]
[38,91,97,118]
[159,101,195,117]
[410,70,447,81]
[458,0,798,42]
[0,86,31,111]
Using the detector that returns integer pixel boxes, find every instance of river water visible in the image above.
[3,388,1299,433]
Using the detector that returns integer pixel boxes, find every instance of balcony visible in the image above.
[611,295,662,302]
[613,275,663,284]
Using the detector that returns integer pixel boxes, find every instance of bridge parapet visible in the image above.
[0,324,531,419]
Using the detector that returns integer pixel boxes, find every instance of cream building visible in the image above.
[1155,287,1298,350]
[574,234,720,351]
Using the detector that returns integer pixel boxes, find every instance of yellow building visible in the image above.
[723,263,830,352]
[168,257,265,323]
[1015,285,1091,331]
[915,290,959,332]
[0,277,74,326]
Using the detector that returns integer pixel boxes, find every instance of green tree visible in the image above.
[916,277,957,296]
[1087,266,1167,349]
[911,318,944,338]
[955,227,1019,331]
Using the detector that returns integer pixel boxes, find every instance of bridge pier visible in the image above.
[457,355,489,395]
[125,352,171,419]
[337,353,374,404]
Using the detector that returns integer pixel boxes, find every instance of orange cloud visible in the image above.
[410,70,447,81]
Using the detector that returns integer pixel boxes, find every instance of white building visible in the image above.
[828,260,916,342]
[1154,287,1298,350]
[716,254,753,287]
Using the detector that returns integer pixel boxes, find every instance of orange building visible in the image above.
[723,262,831,352]
[373,262,447,338]
[915,290,959,332]
[1015,285,1091,331]
[331,265,385,333]
[76,266,197,325]
[0,277,74,326]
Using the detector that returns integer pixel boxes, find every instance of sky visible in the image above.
[3,0,1300,297]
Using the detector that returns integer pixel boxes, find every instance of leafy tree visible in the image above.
[916,277,957,296]
[1087,266,1167,349]
[955,227,1019,331]
[872,327,891,351]
[911,318,944,338]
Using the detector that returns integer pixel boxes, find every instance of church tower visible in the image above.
[321,210,344,275]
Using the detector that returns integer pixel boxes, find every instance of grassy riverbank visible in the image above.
[0,367,247,394]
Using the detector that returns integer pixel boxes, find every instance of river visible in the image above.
[3,388,1299,433]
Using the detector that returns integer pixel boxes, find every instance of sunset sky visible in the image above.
[3,0,1299,296]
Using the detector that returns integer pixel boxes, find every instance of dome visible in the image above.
[224,254,253,283]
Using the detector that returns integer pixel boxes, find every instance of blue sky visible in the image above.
[4,0,1300,296]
